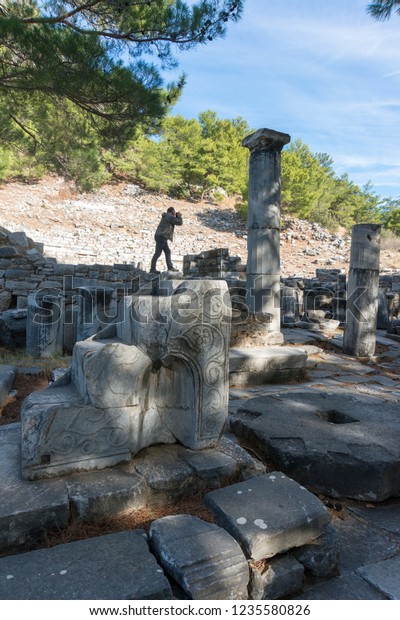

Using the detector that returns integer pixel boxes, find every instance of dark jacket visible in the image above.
[154,212,183,241]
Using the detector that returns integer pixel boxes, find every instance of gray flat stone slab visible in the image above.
[0,531,172,600]
[150,515,249,599]
[331,374,372,383]
[357,555,400,599]
[0,425,70,552]
[204,473,331,561]
[231,391,400,501]
[127,440,265,495]
[229,347,307,386]
[0,364,16,408]
[65,469,149,521]
[334,514,400,573]
[295,573,388,600]
[347,501,400,536]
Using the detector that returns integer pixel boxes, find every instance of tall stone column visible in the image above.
[343,224,381,357]
[242,128,291,345]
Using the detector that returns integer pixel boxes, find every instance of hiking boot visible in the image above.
[169,267,179,272]
[150,269,160,274]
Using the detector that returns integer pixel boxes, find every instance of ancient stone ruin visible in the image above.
[0,128,399,600]
[21,279,231,479]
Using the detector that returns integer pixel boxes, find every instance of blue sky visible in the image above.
[167,0,400,200]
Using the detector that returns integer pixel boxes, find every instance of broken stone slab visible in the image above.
[0,364,16,408]
[249,555,304,600]
[149,515,249,600]
[231,391,400,501]
[217,436,266,480]
[204,473,331,561]
[0,424,70,552]
[357,555,400,600]
[229,347,307,386]
[125,444,196,495]
[125,439,266,499]
[291,523,340,578]
[0,531,172,600]
[184,449,237,483]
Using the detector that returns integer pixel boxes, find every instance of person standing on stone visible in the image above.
[150,206,183,273]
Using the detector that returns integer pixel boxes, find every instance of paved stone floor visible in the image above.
[0,327,399,599]
[229,328,400,599]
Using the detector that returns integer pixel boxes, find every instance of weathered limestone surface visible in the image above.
[26,290,63,357]
[249,555,304,600]
[65,469,148,522]
[292,523,340,578]
[204,473,331,561]
[343,224,381,357]
[76,286,117,342]
[22,280,231,479]
[231,392,400,501]
[357,555,400,600]
[0,425,69,552]
[229,347,307,386]
[21,279,232,479]
[0,531,172,600]
[241,128,290,347]
[149,515,249,600]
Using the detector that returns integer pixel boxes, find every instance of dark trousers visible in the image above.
[150,235,173,271]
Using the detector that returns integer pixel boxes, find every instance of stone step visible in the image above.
[149,514,249,600]
[0,531,172,600]
[204,472,332,561]
[0,424,265,552]
[229,346,307,386]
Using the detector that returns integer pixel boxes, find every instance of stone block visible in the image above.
[0,425,70,552]
[249,555,304,600]
[8,231,29,248]
[150,515,249,599]
[0,246,19,258]
[184,449,237,482]
[292,523,340,578]
[204,473,331,560]
[229,347,307,386]
[65,469,148,521]
[128,445,196,495]
[26,291,63,357]
[0,531,172,600]
[22,279,232,479]
[231,392,400,501]
[21,385,133,480]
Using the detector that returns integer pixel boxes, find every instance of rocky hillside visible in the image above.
[1,176,398,277]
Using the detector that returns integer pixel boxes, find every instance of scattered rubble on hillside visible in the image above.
[0,176,398,277]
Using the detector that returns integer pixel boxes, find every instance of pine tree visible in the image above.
[367,1,400,20]
[0,1,244,173]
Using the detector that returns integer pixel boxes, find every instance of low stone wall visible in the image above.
[2,226,400,352]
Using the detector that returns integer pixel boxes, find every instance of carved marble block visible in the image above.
[21,280,232,480]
